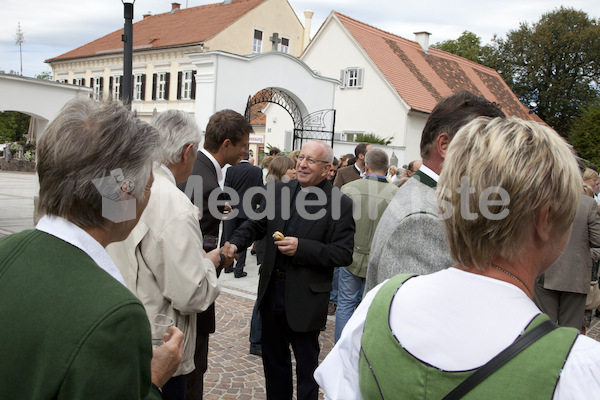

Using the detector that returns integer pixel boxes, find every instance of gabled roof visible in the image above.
[46,0,266,62]
[334,12,539,121]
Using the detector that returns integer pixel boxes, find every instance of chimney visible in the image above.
[303,9,314,51]
[414,31,431,53]
[143,12,153,19]
[171,2,181,12]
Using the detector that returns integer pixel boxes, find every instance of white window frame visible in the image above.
[134,74,144,100]
[182,71,193,100]
[112,75,121,100]
[340,67,364,89]
[280,37,290,54]
[253,29,263,53]
[157,72,168,100]
[93,76,102,100]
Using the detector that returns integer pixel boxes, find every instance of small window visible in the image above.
[157,72,167,100]
[253,29,263,53]
[340,67,364,89]
[280,37,290,54]
[76,78,84,86]
[93,77,102,100]
[182,71,193,99]
[112,76,121,100]
[343,131,363,142]
[134,75,144,100]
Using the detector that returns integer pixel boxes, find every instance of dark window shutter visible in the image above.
[177,71,182,100]
[191,70,197,99]
[90,78,94,88]
[120,76,124,100]
[109,76,113,92]
[165,72,170,100]
[99,77,104,98]
[141,74,146,100]
[152,73,157,100]
[72,79,76,84]
[83,78,86,86]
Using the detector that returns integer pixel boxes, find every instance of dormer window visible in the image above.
[253,29,263,53]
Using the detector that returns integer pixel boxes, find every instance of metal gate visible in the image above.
[244,88,335,150]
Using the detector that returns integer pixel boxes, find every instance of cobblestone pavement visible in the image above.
[205,289,334,400]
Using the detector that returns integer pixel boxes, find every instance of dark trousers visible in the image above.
[249,299,262,351]
[185,332,209,400]
[261,278,320,400]
[162,374,188,400]
[534,280,587,329]
[222,217,247,275]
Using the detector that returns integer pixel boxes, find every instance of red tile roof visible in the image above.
[335,12,541,122]
[47,0,266,62]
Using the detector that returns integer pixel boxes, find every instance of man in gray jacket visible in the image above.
[365,91,505,292]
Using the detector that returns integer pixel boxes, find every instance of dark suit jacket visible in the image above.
[333,164,361,188]
[178,150,224,333]
[228,179,355,332]
[179,150,224,238]
[224,161,264,220]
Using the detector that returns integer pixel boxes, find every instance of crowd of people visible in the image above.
[2,89,600,399]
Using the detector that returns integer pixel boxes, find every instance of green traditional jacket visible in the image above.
[341,176,398,278]
[0,229,161,400]
[359,274,579,399]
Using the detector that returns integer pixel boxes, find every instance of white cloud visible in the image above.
[1,0,599,77]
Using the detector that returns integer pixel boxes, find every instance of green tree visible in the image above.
[432,31,484,63]
[0,112,30,143]
[483,7,600,135]
[568,100,600,166]
[36,71,52,80]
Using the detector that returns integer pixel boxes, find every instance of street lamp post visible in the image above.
[122,0,135,109]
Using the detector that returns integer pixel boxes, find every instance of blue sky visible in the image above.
[1,0,599,78]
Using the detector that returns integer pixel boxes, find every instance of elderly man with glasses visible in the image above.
[223,140,355,400]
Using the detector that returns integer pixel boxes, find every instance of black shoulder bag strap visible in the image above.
[442,319,558,400]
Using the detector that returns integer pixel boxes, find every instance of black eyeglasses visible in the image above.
[297,154,329,166]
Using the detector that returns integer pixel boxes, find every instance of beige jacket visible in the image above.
[107,165,220,375]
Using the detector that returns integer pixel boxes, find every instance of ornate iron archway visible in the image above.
[244,87,335,150]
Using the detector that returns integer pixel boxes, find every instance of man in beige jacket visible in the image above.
[108,110,231,399]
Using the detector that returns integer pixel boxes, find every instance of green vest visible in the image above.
[359,274,579,399]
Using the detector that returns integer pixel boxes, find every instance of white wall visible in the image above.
[301,18,410,149]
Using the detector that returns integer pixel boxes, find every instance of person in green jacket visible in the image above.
[0,98,184,399]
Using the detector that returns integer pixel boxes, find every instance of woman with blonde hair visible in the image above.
[316,116,600,399]
[267,156,296,182]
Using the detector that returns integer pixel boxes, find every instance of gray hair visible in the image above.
[150,110,201,166]
[37,98,160,228]
[365,149,389,174]
[304,140,333,163]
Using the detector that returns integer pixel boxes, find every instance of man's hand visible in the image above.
[222,241,238,259]
[276,236,298,257]
[151,326,184,389]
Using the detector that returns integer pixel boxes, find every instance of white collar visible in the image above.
[159,163,176,184]
[36,215,125,286]
[200,148,223,184]
[419,164,439,182]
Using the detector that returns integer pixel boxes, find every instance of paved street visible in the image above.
[1,169,599,398]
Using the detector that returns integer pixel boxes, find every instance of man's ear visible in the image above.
[436,132,451,160]
[182,143,195,162]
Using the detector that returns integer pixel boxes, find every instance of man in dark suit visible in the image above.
[333,142,372,188]
[224,140,355,400]
[179,109,252,400]
[221,152,263,278]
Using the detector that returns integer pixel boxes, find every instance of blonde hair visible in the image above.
[437,116,581,270]
[583,168,598,184]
